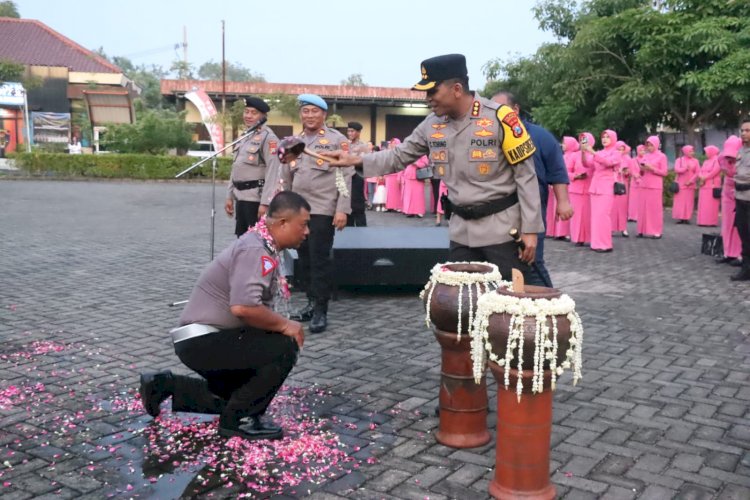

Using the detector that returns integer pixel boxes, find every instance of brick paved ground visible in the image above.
[0,179,748,499]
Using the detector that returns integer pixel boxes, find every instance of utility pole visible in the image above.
[221,20,227,155]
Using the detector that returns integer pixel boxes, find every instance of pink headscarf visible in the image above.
[563,136,579,152]
[722,135,741,159]
[636,144,645,155]
[646,135,660,149]
[615,141,631,154]
[681,145,694,156]
[601,129,618,149]
[704,145,719,159]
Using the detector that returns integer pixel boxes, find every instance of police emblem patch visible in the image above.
[248,154,257,162]
[430,132,445,139]
[316,159,325,166]
[476,118,493,128]
[470,149,483,159]
[438,165,446,176]
[261,255,276,277]
[478,163,491,175]
[483,149,497,159]
[501,111,524,139]
[319,139,329,145]
[432,123,447,130]
[431,150,447,161]
[474,129,493,138]
[340,142,349,152]
[269,140,278,155]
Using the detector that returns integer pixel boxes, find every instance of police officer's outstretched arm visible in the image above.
[511,156,545,263]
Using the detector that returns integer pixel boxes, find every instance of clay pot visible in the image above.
[424,263,499,334]
[424,262,500,449]
[484,285,574,500]
[486,285,572,377]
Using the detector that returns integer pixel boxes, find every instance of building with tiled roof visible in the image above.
[0,17,137,152]
[161,79,431,145]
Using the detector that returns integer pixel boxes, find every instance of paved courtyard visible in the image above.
[0,179,749,500]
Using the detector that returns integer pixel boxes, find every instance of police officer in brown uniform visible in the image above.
[347,121,369,226]
[329,54,543,279]
[139,191,309,441]
[277,94,354,333]
[225,96,281,236]
[732,117,750,281]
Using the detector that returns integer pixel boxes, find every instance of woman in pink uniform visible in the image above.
[672,145,700,224]
[570,133,594,246]
[548,138,576,239]
[402,155,428,217]
[612,141,633,237]
[628,145,645,222]
[636,136,668,238]
[384,138,403,212]
[696,145,721,227]
[584,129,619,252]
[719,135,742,262]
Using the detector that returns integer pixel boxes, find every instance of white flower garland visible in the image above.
[335,169,350,198]
[471,290,584,401]
[419,261,505,341]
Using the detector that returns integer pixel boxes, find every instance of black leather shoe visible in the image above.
[593,248,613,253]
[730,269,750,281]
[290,301,314,322]
[139,370,173,417]
[310,309,328,334]
[716,256,733,264]
[219,415,283,441]
[730,259,743,267]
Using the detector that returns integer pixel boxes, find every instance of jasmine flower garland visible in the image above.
[471,290,584,401]
[419,262,505,341]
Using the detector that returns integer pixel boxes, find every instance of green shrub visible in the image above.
[662,171,676,207]
[14,152,232,180]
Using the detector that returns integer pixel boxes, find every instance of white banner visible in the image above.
[0,82,25,107]
[184,88,224,152]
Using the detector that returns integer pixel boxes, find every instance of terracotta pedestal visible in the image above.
[488,366,555,500]
[433,328,491,448]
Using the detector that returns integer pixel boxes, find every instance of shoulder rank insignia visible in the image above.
[261,255,277,277]
[496,105,535,165]
[471,100,481,117]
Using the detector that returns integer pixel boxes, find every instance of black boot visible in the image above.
[730,267,750,281]
[139,370,174,417]
[310,303,328,334]
[290,300,314,322]
[219,415,283,441]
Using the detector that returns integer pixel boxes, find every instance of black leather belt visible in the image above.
[735,183,750,192]
[447,192,519,220]
[233,179,265,190]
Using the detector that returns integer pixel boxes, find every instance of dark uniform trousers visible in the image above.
[296,214,335,308]
[735,199,750,267]
[449,240,531,283]
[172,328,298,428]
[235,200,261,237]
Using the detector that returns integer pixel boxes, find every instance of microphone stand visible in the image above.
[169,117,268,307]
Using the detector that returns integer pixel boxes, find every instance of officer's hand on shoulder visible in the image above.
[282,320,305,349]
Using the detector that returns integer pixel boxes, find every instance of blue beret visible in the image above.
[297,93,328,111]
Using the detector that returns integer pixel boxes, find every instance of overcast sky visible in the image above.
[16,0,556,89]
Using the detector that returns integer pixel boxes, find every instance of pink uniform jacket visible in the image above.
[696,146,721,226]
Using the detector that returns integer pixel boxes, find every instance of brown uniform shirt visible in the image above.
[362,94,544,247]
[227,126,281,203]
[179,231,282,329]
[736,146,750,202]
[275,126,355,216]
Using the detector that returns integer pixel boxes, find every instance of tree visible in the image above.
[197,60,265,82]
[482,0,750,143]
[0,59,23,81]
[0,1,19,18]
[341,73,367,86]
[170,60,194,80]
[101,108,193,155]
